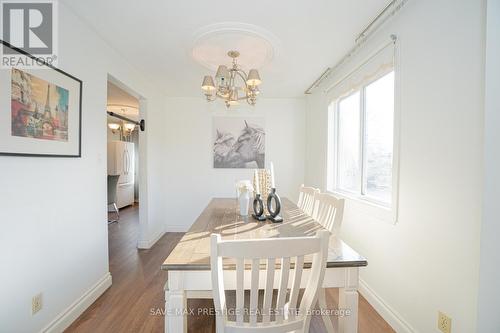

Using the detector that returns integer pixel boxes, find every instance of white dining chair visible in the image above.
[312,192,345,236]
[311,192,345,333]
[210,230,330,333]
[297,185,320,216]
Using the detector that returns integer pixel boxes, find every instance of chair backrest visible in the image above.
[312,193,345,236]
[297,185,320,216]
[210,230,330,333]
[107,175,120,205]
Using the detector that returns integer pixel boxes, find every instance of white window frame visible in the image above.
[327,69,400,224]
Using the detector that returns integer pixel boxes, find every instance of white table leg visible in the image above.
[165,289,187,333]
[338,267,359,333]
[215,313,224,333]
[318,288,335,333]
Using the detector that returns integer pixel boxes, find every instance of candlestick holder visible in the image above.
[252,194,267,221]
[267,188,283,223]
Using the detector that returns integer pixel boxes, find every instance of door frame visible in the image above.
[107,74,149,249]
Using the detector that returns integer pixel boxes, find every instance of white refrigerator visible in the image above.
[107,141,135,208]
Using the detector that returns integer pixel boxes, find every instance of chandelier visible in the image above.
[201,50,262,108]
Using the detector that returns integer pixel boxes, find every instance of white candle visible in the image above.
[270,162,275,188]
[254,170,260,194]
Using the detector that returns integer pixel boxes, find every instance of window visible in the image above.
[329,70,395,207]
[337,91,361,192]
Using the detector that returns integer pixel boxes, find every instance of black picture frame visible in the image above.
[0,39,82,158]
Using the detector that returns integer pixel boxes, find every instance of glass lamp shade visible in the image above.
[215,65,229,80]
[216,65,229,87]
[123,123,135,132]
[246,69,262,86]
[201,75,216,92]
[108,123,120,131]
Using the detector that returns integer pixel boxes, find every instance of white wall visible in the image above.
[163,97,306,231]
[0,3,167,332]
[304,0,485,332]
[477,0,500,332]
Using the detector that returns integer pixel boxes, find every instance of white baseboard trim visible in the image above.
[137,228,166,249]
[359,278,415,333]
[42,272,112,333]
[137,223,187,249]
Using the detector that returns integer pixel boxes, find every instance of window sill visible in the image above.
[326,190,398,224]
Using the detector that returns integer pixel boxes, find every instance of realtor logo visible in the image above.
[1,0,58,67]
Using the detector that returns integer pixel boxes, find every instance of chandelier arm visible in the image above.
[234,70,249,87]
[235,68,248,78]
[229,69,237,88]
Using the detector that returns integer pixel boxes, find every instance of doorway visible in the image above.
[106,75,147,249]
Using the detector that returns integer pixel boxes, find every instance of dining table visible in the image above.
[161,197,367,333]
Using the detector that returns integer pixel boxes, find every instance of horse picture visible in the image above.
[213,117,265,168]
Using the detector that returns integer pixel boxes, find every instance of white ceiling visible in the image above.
[62,0,389,98]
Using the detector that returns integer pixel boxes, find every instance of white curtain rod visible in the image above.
[324,35,396,94]
[304,0,409,95]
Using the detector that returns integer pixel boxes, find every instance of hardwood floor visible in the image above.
[66,205,394,333]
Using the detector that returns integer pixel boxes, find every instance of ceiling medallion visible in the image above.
[191,22,279,71]
[201,50,262,108]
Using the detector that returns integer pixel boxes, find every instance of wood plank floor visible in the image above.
[66,205,394,333]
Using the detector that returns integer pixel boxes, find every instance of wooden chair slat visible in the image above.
[249,258,260,325]
[236,258,244,325]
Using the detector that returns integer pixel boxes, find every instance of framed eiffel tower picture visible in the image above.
[0,40,82,157]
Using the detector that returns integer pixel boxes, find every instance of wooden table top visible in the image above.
[161,198,367,271]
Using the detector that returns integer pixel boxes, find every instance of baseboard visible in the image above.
[137,228,166,249]
[359,278,415,333]
[42,272,112,333]
[137,223,187,249]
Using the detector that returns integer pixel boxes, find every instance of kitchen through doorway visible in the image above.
[106,77,144,247]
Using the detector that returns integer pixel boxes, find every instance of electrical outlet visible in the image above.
[438,311,451,333]
[32,293,42,315]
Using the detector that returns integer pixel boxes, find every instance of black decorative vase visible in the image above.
[252,194,267,221]
[267,188,283,223]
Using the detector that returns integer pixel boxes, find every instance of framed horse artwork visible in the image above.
[212,116,265,169]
